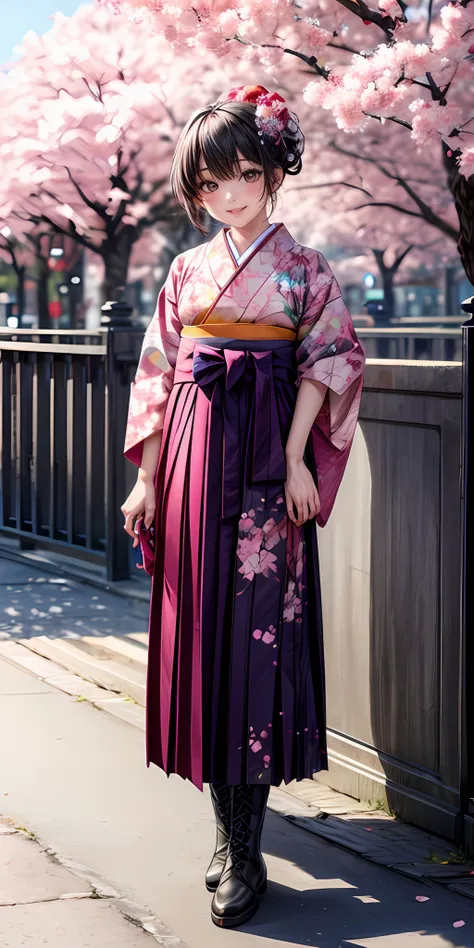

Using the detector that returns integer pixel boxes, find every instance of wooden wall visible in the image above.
[316,359,464,842]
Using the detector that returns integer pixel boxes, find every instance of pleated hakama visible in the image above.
[146,334,328,791]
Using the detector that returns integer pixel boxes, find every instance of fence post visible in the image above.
[460,295,474,840]
[101,299,144,582]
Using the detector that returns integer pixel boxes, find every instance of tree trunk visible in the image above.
[37,261,50,329]
[101,228,135,307]
[442,143,474,287]
[15,265,26,322]
[372,249,395,322]
[444,264,458,315]
[381,270,395,321]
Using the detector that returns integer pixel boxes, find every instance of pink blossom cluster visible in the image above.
[0,3,225,256]
[99,0,474,179]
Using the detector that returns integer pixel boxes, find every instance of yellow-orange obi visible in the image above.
[181,323,296,341]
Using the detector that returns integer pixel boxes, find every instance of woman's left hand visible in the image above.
[284,456,320,526]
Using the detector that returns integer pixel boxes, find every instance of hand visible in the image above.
[284,456,320,527]
[121,474,156,547]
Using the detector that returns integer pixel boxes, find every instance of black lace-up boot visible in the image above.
[205,782,232,892]
[210,783,270,928]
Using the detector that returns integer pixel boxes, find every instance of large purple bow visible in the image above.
[192,345,288,518]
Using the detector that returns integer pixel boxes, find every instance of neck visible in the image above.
[227,209,273,257]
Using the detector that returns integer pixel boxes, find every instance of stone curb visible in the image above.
[284,813,474,901]
[5,823,189,947]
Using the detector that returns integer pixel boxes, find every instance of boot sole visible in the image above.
[210,879,267,928]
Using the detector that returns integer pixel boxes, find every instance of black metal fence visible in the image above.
[0,312,144,581]
[0,314,465,583]
[358,326,461,360]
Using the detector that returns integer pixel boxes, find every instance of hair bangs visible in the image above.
[197,108,263,183]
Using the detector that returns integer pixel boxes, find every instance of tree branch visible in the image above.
[327,40,361,56]
[329,139,459,241]
[280,47,330,79]
[363,111,413,131]
[287,180,373,198]
[66,169,109,219]
[335,0,404,38]
[351,199,459,241]
[371,243,414,281]
[355,200,425,217]
[30,212,98,254]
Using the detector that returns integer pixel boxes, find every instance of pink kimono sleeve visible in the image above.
[124,262,182,467]
[295,251,366,527]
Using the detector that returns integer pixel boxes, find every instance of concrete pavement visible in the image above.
[0,817,170,947]
[1,654,474,948]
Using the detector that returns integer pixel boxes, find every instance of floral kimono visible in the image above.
[124,222,365,791]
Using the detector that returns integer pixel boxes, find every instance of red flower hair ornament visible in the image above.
[216,85,304,166]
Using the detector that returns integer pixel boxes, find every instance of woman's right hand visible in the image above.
[121,474,156,547]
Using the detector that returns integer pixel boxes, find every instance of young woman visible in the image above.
[121,85,365,929]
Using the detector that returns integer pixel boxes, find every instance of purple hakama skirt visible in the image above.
[146,334,328,791]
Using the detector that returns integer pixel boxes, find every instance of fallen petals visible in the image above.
[453,921,465,928]
[415,896,430,902]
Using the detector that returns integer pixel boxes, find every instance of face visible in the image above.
[195,150,282,228]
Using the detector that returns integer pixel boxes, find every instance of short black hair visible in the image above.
[170,100,303,234]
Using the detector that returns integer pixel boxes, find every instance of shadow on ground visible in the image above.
[242,810,474,947]
[0,558,148,642]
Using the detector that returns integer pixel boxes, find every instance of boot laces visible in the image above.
[210,780,231,824]
[229,785,253,868]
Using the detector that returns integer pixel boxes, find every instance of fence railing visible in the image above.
[0,315,466,582]
[358,326,462,361]
[0,310,143,581]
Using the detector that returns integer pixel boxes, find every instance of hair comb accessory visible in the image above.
[216,85,305,166]
[218,85,289,143]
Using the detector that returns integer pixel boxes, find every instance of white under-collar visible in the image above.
[226,222,277,265]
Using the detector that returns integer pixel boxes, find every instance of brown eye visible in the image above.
[243,169,262,183]
[199,180,218,193]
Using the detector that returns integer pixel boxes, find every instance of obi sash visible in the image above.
[175,328,297,518]
[180,323,296,341]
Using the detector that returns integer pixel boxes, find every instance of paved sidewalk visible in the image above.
[2,655,474,947]
[0,818,175,947]
[2,548,474,897]
[3,550,474,946]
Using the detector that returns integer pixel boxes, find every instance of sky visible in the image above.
[0,0,82,66]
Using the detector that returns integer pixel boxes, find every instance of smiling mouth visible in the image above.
[228,206,247,214]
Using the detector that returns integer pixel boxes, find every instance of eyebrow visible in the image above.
[199,159,253,173]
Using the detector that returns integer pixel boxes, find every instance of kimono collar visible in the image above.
[206,222,297,290]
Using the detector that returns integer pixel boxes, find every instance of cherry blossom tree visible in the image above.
[0,226,31,321]
[0,3,225,309]
[101,0,474,282]
[281,159,454,318]
[0,217,84,327]
[279,111,460,315]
